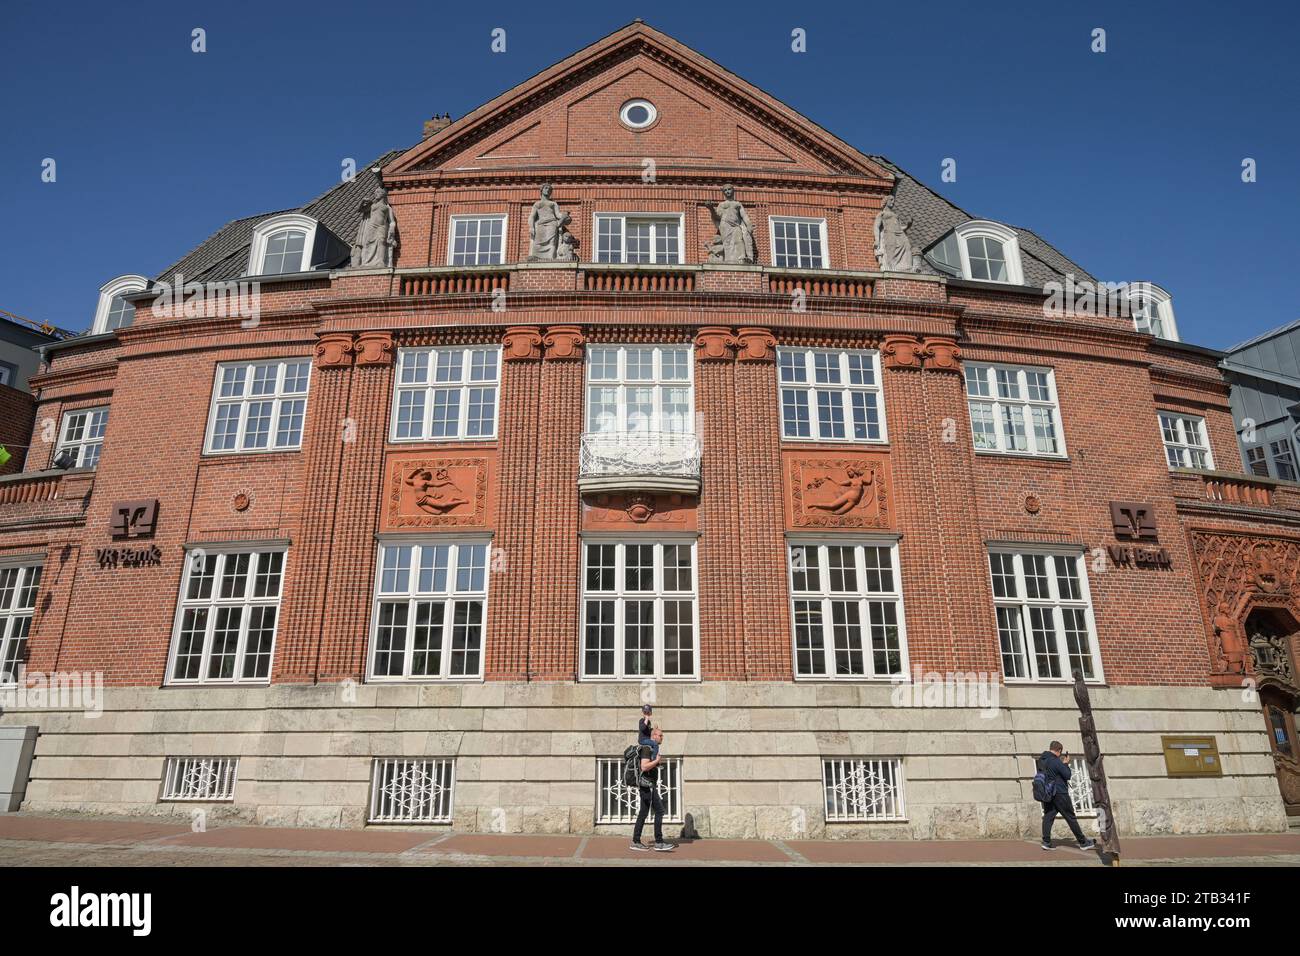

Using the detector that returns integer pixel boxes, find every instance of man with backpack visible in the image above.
[628,727,675,852]
[1034,740,1096,851]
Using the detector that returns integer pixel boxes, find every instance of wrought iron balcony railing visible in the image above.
[578,431,701,494]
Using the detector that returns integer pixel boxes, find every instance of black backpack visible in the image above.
[621,744,643,788]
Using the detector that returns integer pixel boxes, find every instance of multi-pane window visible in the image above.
[260,228,307,275]
[582,539,697,680]
[1270,439,1297,482]
[771,217,827,269]
[966,363,1064,457]
[787,541,907,679]
[595,215,681,264]
[370,541,489,680]
[988,549,1101,683]
[963,235,1008,282]
[449,216,506,266]
[0,563,41,684]
[1245,446,1269,477]
[168,549,285,684]
[777,349,885,442]
[55,407,108,468]
[103,295,135,331]
[392,347,500,442]
[205,359,311,453]
[586,346,692,434]
[1158,412,1213,470]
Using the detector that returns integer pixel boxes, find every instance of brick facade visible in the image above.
[0,22,1295,836]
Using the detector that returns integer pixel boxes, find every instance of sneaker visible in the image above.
[653,841,677,852]
[629,842,649,851]
[1076,839,1097,850]
[1040,842,1055,850]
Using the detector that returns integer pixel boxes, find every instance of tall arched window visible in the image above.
[247,213,319,276]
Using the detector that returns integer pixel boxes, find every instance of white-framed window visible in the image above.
[581,538,698,680]
[594,214,682,264]
[246,213,319,276]
[1158,412,1213,470]
[777,348,885,442]
[448,215,506,266]
[55,407,108,469]
[618,99,657,130]
[586,345,693,434]
[596,756,683,825]
[1127,283,1178,341]
[988,548,1102,683]
[92,274,148,334]
[822,758,906,822]
[1270,439,1297,482]
[392,346,500,442]
[770,217,828,269]
[0,363,11,387]
[950,221,1025,285]
[204,358,311,454]
[369,539,489,681]
[161,757,239,802]
[787,540,907,680]
[369,758,455,824]
[965,363,1065,458]
[167,547,286,685]
[0,562,41,685]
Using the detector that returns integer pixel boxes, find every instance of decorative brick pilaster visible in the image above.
[503,326,543,361]
[314,333,355,369]
[543,325,584,360]
[922,336,962,373]
[736,327,776,362]
[695,326,737,362]
[354,331,394,366]
[881,334,924,370]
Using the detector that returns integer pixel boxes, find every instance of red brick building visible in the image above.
[1,22,1296,837]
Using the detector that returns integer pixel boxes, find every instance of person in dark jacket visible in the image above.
[1038,740,1096,850]
[630,727,675,852]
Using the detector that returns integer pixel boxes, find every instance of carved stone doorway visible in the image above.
[1245,607,1300,815]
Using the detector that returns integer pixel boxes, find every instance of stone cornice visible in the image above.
[27,360,118,393]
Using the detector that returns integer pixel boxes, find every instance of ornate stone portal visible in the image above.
[706,184,756,264]
[350,188,398,269]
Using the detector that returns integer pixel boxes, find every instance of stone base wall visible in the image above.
[0,682,1286,839]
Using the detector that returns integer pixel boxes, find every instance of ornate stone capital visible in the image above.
[503,326,544,361]
[543,325,585,360]
[736,327,777,362]
[354,331,394,367]
[922,336,962,372]
[314,333,355,369]
[881,334,924,370]
[695,326,737,362]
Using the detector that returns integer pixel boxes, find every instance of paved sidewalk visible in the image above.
[1,813,1298,866]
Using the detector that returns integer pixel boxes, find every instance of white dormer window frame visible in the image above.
[246,213,320,276]
[1127,283,1179,341]
[953,221,1024,285]
[92,274,149,335]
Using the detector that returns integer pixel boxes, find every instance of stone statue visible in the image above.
[555,212,578,261]
[873,194,915,272]
[707,184,756,264]
[527,183,565,261]
[350,188,398,269]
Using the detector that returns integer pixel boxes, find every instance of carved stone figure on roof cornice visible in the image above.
[874,194,916,273]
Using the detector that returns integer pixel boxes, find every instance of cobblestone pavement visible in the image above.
[2,814,1299,866]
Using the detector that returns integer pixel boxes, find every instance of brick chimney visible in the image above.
[423,113,452,139]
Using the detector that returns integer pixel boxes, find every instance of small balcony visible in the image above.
[1170,467,1300,515]
[578,431,701,494]
[0,468,95,531]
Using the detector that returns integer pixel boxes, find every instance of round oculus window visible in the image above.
[619,99,656,129]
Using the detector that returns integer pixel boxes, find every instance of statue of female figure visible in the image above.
[873,195,914,272]
[528,183,564,261]
[708,184,756,264]
[350,189,398,268]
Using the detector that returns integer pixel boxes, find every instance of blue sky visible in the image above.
[1,0,1295,348]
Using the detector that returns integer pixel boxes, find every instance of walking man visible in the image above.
[630,727,675,852]
[1038,740,1096,851]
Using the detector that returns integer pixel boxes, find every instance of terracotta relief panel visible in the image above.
[783,451,893,530]
[581,492,697,532]
[381,452,497,531]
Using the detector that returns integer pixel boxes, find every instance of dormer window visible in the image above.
[92,274,149,335]
[926,222,1024,285]
[247,213,320,276]
[1128,283,1178,341]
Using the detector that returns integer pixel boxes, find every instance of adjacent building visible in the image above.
[0,22,1296,838]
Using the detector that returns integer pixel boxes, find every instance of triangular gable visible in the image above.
[386,21,893,185]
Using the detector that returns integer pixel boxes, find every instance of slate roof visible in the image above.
[153,149,406,286]
[1227,318,1300,357]
[870,156,1096,288]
